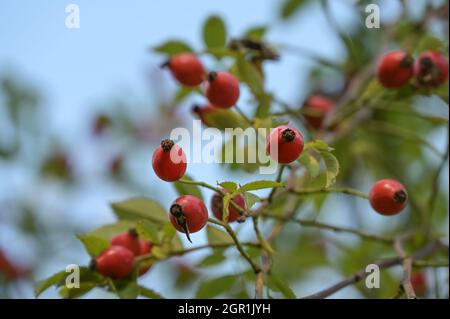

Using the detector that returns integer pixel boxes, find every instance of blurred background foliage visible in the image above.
[0,0,449,298]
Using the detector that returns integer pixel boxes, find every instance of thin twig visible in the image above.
[288,187,369,200]
[300,240,444,299]
[394,236,417,299]
[263,213,394,243]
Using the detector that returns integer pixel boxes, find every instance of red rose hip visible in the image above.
[152,139,187,182]
[92,246,135,279]
[369,179,408,216]
[169,195,208,242]
[266,125,304,164]
[166,53,205,87]
[137,239,153,276]
[110,228,142,256]
[211,189,246,223]
[376,50,414,88]
[303,95,335,129]
[414,50,449,88]
[205,71,240,108]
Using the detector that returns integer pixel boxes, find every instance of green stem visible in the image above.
[288,187,369,200]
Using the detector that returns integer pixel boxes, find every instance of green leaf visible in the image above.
[115,280,140,299]
[136,220,161,244]
[298,152,321,178]
[203,15,227,49]
[111,197,167,224]
[153,40,193,56]
[308,139,333,152]
[87,221,136,240]
[139,286,164,299]
[197,250,226,267]
[77,234,110,257]
[240,180,282,191]
[161,222,183,251]
[268,273,296,299]
[219,181,238,192]
[202,108,249,130]
[416,35,445,53]
[58,283,97,299]
[236,55,264,97]
[244,25,267,40]
[174,175,203,200]
[196,275,237,298]
[320,151,340,188]
[242,191,261,209]
[207,225,233,245]
[35,271,67,297]
[280,0,308,20]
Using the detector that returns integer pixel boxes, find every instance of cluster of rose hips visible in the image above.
[90,48,427,280]
[90,228,153,279]
[377,50,449,89]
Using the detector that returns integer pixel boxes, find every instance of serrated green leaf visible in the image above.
[320,151,340,188]
[77,234,110,257]
[268,273,296,299]
[136,220,160,244]
[240,180,282,191]
[236,55,264,97]
[174,175,203,200]
[219,181,238,192]
[203,16,227,49]
[153,40,193,56]
[111,197,167,224]
[196,275,237,298]
[207,225,233,245]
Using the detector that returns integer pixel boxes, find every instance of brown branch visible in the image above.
[300,240,444,299]
[394,236,416,299]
